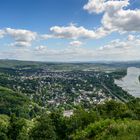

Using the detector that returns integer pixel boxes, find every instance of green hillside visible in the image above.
[72,119,140,140]
[0,86,42,118]
[0,99,139,140]
[0,60,42,68]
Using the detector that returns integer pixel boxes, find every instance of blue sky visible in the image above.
[0,0,140,61]
[0,0,96,31]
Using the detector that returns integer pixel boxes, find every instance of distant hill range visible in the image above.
[0,59,140,69]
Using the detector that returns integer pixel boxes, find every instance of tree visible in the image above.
[30,114,56,140]
[7,114,28,140]
[49,111,67,140]
[0,125,8,140]
[97,100,130,119]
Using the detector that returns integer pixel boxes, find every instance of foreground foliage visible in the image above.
[72,119,140,140]
[0,98,140,140]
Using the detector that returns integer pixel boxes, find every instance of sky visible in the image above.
[0,0,140,61]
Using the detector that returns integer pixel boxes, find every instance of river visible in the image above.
[115,67,140,98]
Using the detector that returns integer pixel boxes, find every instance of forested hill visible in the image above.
[0,99,140,139]
[0,86,42,118]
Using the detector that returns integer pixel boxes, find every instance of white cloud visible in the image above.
[40,0,140,42]
[102,8,140,32]
[69,40,83,47]
[9,41,32,48]
[41,34,53,40]
[0,0,140,62]
[99,35,140,50]
[35,45,47,51]
[32,35,140,61]
[50,25,97,39]
[49,24,108,39]
[4,28,37,47]
[127,34,135,41]
[44,0,140,41]
[5,28,37,42]
[1,35,140,61]
[0,30,5,38]
[84,0,140,34]
[84,0,129,14]
[83,0,105,14]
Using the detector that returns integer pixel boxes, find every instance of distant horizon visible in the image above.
[1,58,140,64]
